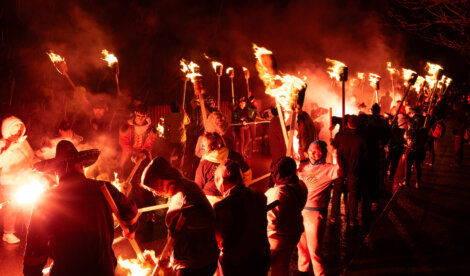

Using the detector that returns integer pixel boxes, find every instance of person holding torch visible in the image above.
[24,140,138,275]
[0,116,37,244]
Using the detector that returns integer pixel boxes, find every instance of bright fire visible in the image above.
[357,72,364,80]
[445,78,452,87]
[112,172,121,192]
[413,76,425,92]
[157,117,164,138]
[368,73,381,90]
[15,179,46,205]
[226,67,234,77]
[424,62,443,88]
[211,61,223,75]
[386,61,398,75]
[325,58,347,81]
[402,69,417,86]
[243,67,250,79]
[101,49,118,67]
[46,51,65,63]
[118,250,157,276]
[253,44,306,111]
[180,59,202,83]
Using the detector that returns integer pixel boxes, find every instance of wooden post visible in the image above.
[276,101,289,151]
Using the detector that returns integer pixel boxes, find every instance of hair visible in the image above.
[202,132,226,151]
[347,115,359,129]
[141,157,182,190]
[219,159,243,184]
[134,104,148,115]
[371,103,381,115]
[206,111,229,136]
[270,156,298,184]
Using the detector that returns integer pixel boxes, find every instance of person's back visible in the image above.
[214,185,270,273]
[333,127,366,175]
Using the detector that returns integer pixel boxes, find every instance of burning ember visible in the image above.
[368,73,381,90]
[46,51,67,74]
[413,75,425,92]
[112,172,122,192]
[424,62,443,88]
[15,179,46,205]
[101,49,118,67]
[180,59,202,83]
[326,58,347,81]
[445,77,452,87]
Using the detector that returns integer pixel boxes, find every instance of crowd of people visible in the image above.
[0,82,468,275]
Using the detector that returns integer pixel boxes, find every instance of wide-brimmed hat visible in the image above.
[34,140,100,172]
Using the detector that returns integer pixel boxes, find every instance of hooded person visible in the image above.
[194,132,252,205]
[265,157,307,276]
[24,140,138,275]
[213,160,271,276]
[140,157,219,275]
[297,140,340,276]
[0,116,37,244]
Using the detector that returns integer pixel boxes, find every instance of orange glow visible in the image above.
[368,73,381,89]
[445,78,452,86]
[118,250,157,276]
[211,61,223,75]
[413,76,425,91]
[424,62,443,88]
[112,172,121,192]
[386,61,398,75]
[401,69,417,86]
[243,67,250,79]
[15,179,46,205]
[101,49,118,67]
[180,59,202,83]
[357,72,365,80]
[326,58,346,81]
[157,118,164,138]
[46,51,65,63]
[226,67,234,78]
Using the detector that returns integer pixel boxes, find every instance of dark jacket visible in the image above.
[332,128,367,177]
[214,185,270,267]
[24,172,138,276]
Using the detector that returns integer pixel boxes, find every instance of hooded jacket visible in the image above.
[0,116,36,186]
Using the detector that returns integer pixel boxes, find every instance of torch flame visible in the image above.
[445,78,452,86]
[413,76,425,91]
[47,51,65,63]
[326,58,347,81]
[402,69,417,86]
[368,73,381,89]
[112,172,121,192]
[387,61,398,75]
[101,49,118,67]
[424,62,443,88]
[243,67,250,79]
[211,61,223,75]
[157,118,164,138]
[118,250,157,276]
[226,67,234,77]
[357,72,364,80]
[180,59,202,83]
[15,179,45,205]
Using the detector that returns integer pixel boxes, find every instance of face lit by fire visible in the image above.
[308,144,323,164]
[134,112,146,126]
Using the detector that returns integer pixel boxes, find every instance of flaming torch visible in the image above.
[212,61,223,109]
[226,67,235,105]
[326,58,348,128]
[243,67,251,97]
[15,179,46,205]
[369,73,381,104]
[423,62,443,127]
[387,62,398,101]
[392,69,417,125]
[358,72,365,99]
[181,60,207,128]
[254,44,306,155]
[101,49,120,95]
[46,51,76,89]
[180,59,191,109]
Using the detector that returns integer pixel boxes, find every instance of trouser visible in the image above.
[405,149,425,187]
[330,174,359,223]
[1,185,18,234]
[330,177,347,222]
[238,126,251,157]
[454,135,464,166]
[297,208,327,276]
[386,148,403,180]
[269,235,301,276]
